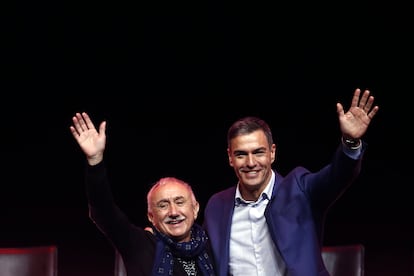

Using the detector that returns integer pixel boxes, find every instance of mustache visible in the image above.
[164,216,186,223]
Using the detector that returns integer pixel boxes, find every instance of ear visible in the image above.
[193,201,200,220]
[271,144,276,164]
[147,212,154,224]
[227,148,234,167]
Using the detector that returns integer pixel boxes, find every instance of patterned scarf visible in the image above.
[152,223,215,276]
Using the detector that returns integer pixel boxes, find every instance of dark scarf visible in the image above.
[152,223,215,276]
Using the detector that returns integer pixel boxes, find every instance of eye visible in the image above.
[234,152,246,158]
[157,202,168,210]
[255,151,266,156]
[253,149,266,156]
[174,197,186,206]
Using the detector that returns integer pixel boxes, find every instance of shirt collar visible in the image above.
[235,170,275,206]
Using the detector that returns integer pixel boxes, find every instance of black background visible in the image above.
[2,2,412,275]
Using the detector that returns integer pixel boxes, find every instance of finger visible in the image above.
[72,113,84,133]
[98,121,106,135]
[364,95,374,112]
[69,126,79,138]
[368,106,379,120]
[336,102,345,116]
[82,112,96,130]
[76,113,88,131]
[351,88,361,108]
[358,89,370,109]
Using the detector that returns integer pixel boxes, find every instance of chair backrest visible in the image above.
[114,250,126,276]
[0,245,58,276]
[322,244,365,276]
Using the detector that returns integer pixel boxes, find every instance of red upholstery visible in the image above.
[0,245,58,276]
[322,244,365,276]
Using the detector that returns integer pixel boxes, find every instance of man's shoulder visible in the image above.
[206,186,236,206]
[211,185,236,197]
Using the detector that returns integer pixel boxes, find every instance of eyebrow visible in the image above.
[156,196,186,205]
[233,147,267,154]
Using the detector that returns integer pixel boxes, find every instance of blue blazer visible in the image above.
[203,144,365,276]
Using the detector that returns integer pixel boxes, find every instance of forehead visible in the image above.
[230,130,268,151]
[151,182,190,201]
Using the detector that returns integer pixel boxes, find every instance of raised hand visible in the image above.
[337,88,379,139]
[70,112,106,165]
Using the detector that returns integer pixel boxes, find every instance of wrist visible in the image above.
[87,154,104,166]
[341,136,361,149]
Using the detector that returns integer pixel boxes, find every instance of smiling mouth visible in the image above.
[244,170,260,178]
[246,171,258,174]
[167,219,184,224]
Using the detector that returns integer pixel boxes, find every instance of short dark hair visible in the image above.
[227,116,273,148]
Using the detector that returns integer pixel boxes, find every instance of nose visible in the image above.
[168,203,179,216]
[246,153,256,167]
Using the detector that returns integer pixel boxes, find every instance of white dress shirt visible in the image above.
[229,171,287,276]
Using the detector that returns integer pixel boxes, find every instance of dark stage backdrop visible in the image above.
[2,2,412,275]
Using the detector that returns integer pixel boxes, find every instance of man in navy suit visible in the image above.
[203,88,379,276]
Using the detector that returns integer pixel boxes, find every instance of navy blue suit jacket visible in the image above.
[203,144,366,276]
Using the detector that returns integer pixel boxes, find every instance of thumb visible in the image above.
[99,121,107,135]
[336,102,344,117]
